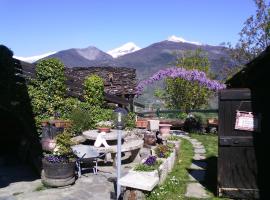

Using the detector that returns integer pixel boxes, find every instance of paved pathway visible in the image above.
[176,133,210,199]
[0,163,134,200]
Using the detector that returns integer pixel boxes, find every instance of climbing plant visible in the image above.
[83,74,104,107]
[28,58,66,118]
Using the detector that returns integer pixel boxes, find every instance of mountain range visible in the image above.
[14,36,230,80]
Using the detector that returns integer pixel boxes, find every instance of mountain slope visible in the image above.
[34,38,230,80]
[45,46,115,67]
[115,40,228,79]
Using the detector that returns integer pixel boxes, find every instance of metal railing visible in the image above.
[136,108,218,118]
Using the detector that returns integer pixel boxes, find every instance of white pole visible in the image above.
[116,128,121,199]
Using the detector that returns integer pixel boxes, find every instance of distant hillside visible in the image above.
[22,38,232,107]
[38,40,230,81]
[46,46,115,67]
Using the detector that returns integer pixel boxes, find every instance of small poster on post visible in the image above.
[235,110,261,132]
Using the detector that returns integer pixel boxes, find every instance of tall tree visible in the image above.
[164,49,213,112]
[229,0,270,65]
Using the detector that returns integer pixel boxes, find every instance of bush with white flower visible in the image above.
[96,120,114,128]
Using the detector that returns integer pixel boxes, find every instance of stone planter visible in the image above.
[167,140,181,156]
[158,158,168,185]
[167,149,176,172]
[130,168,159,178]
[147,119,159,131]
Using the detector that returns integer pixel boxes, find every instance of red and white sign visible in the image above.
[235,110,261,132]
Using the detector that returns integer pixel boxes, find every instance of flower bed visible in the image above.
[120,139,181,192]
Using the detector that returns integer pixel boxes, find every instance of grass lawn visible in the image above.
[146,133,228,200]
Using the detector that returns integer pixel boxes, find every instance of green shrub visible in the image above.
[69,105,113,135]
[125,112,136,130]
[83,74,104,107]
[28,58,67,125]
[167,135,180,141]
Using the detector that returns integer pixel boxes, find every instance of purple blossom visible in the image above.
[136,67,226,96]
[45,155,68,163]
[144,156,157,166]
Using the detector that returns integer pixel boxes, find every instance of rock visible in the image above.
[119,172,159,191]
[185,183,209,198]
[123,189,146,200]
[71,135,86,144]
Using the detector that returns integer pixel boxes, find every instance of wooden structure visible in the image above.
[218,89,259,199]
[0,47,42,172]
[18,60,144,110]
[218,46,270,199]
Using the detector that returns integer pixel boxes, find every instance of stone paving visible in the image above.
[176,133,210,199]
[0,160,135,200]
[1,130,211,200]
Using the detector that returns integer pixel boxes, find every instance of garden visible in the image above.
[1,46,226,199]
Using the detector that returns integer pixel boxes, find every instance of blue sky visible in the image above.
[0,0,260,56]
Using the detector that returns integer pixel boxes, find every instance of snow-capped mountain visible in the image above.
[14,51,56,63]
[13,35,229,80]
[107,42,141,58]
[167,35,202,45]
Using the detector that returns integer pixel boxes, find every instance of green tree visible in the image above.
[83,74,104,107]
[164,49,213,112]
[28,58,66,118]
[224,0,270,77]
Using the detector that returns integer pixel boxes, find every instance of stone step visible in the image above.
[194,148,206,154]
[193,154,206,160]
[185,182,210,198]
[192,144,204,149]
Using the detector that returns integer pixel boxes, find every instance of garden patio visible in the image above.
[1,43,268,200]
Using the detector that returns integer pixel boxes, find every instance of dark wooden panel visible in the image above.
[218,147,258,188]
[218,89,260,199]
[219,88,251,100]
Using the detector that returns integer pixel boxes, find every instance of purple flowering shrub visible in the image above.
[134,155,163,172]
[44,155,69,163]
[144,155,157,166]
[136,67,226,96]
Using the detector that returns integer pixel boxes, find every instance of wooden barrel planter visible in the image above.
[42,158,76,187]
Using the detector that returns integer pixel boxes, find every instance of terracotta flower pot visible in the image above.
[97,127,111,133]
[136,119,148,129]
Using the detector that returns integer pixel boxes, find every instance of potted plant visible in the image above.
[42,130,76,187]
[134,156,162,170]
[96,121,113,133]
